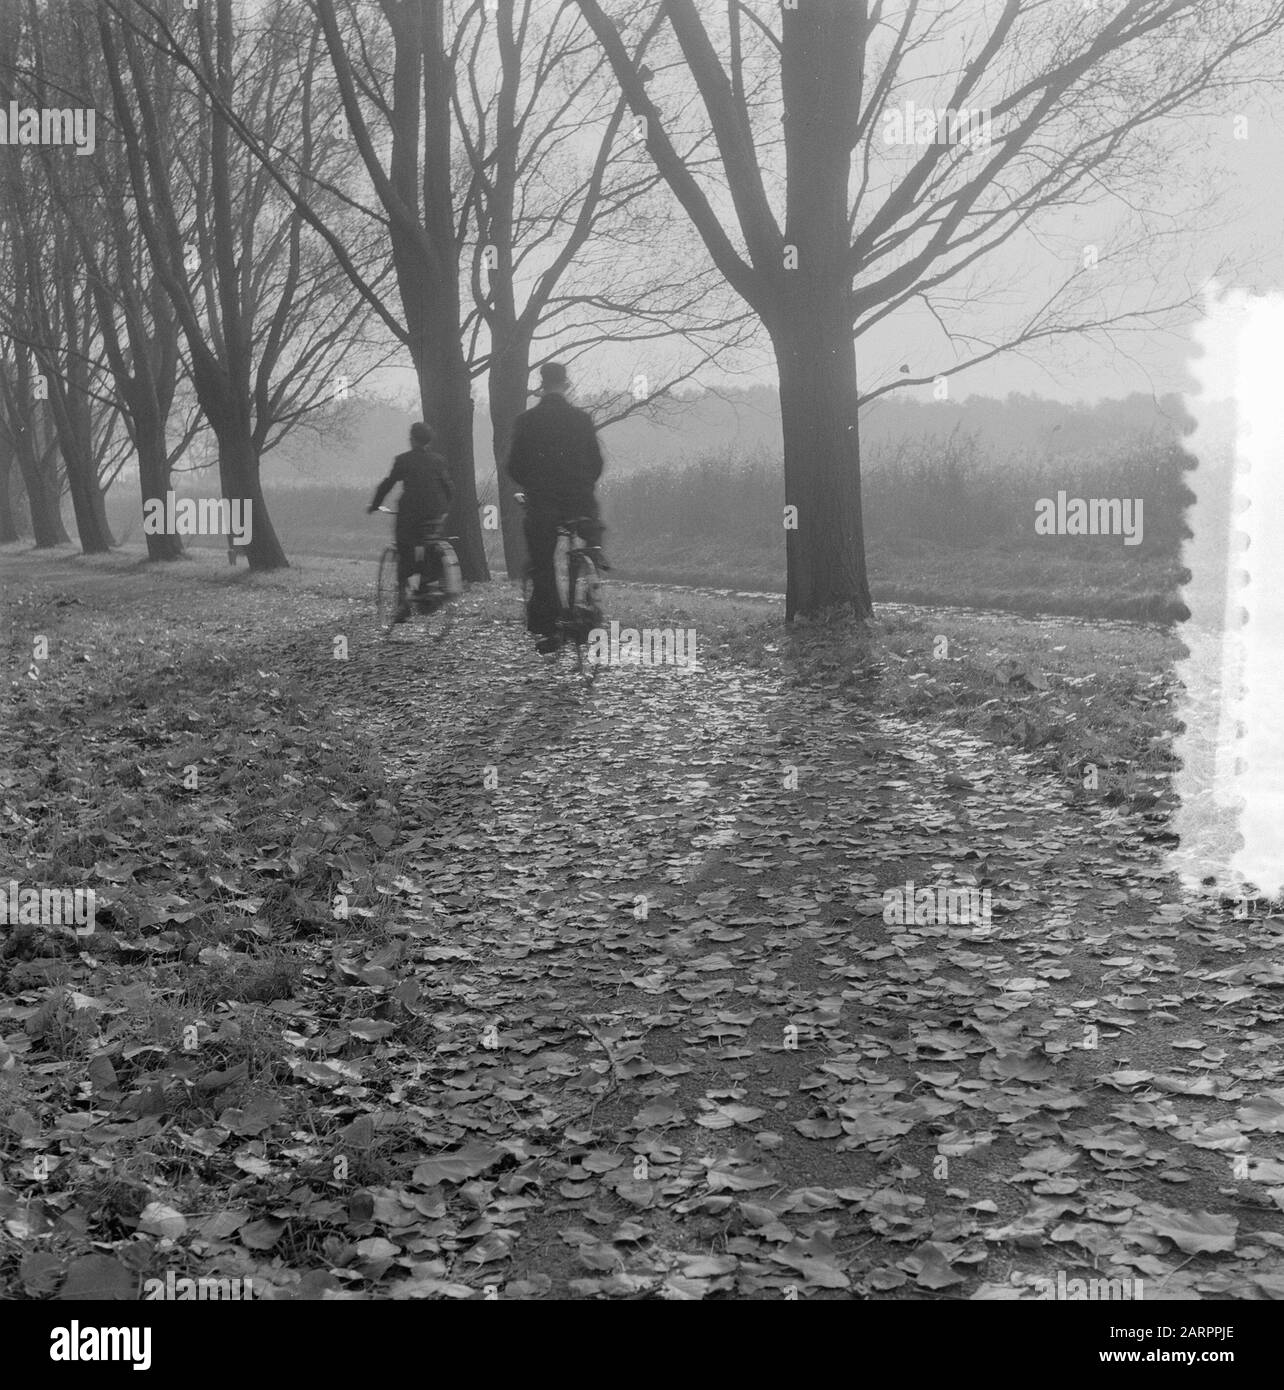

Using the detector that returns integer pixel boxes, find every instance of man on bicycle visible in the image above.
[506,362,608,654]
[367,421,454,624]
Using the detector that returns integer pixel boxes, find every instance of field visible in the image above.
[102,430,1189,625]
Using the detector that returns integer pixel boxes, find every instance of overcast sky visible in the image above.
[366,4,1284,412]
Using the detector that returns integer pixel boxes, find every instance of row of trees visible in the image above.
[2,0,745,574]
[1,0,395,562]
[3,1,1282,617]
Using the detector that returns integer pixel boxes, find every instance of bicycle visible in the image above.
[513,491,605,685]
[373,506,462,640]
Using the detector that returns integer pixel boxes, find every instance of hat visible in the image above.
[538,362,569,392]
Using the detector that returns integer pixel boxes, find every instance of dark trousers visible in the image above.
[523,500,601,637]
[396,530,443,598]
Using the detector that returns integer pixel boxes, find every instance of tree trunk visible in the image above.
[215,421,288,571]
[12,417,69,547]
[488,342,530,580]
[52,391,114,555]
[418,339,488,582]
[63,452,115,553]
[773,0,870,622]
[0,434,20,542]
[771,310,871,621]
[135,405,182,561]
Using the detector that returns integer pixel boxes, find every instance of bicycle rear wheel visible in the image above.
[568,552,604,684]
[417,542,460,643]
[375,546,399,634]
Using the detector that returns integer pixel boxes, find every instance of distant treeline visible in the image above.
[602,432,1190,557]
[104,430,1190,586]
[83,387,1192,495]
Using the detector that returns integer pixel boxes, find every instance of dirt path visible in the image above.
[320,596,1284,1300]
[3,547,1282,1301]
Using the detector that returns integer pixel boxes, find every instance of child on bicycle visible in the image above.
[506,362,608,653]
[368,422,454,623]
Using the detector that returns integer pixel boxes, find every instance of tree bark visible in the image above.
[46,366,114,555]
[771,312,870,621]
[774,0,870,620]
[471,0,526,581]
[210,404,288,570]
[20,470,67,546]
[420,3,486,582]
[60,440,114,552]
[11,411,69,547]
[0,433,20,542]
[87,195,186,562]
[132,400,182,561]
[487,340,531,579]
[418,334,484,581]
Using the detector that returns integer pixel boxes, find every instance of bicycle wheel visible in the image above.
[568,551,604,684]
[375,546,399,634]
[418,542,459,642]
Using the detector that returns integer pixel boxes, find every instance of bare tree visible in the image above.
[6,13,124,552]
[455,0,753,577]
[0,163,119,554]
[0,343,68,548]
[0,0,201,557]
[307,0,489,578]
[148,0,490,578]
[0,1,98,548]
[59,3,190,560]
[577,0,1284,619]
[128,0,753,584]
[98,0,390,570]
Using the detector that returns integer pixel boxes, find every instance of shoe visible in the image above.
[535,635,562,655]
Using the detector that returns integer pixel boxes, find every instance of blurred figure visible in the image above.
[368,421,454,622]
[507,362,608,652]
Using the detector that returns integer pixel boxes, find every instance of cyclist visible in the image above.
[367,421,454,623]
[506,361,608,653]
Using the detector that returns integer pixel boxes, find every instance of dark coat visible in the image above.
[371,447,454,539]
[506,394,603,513]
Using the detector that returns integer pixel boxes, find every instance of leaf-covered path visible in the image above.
[4,552,1283,1301]
[320,596,1284,1300]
